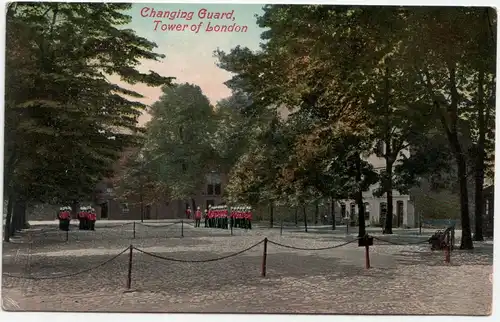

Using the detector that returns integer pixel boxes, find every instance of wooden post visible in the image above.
[444,231,451,264]
[126,245,133,289]
[261,238,268,277]
[133,222,136,239]
[181,220,184,237]
[365,245,371,269]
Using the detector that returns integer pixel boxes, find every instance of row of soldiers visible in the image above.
[186,205,253,229]
[78,206,97,230]
[57,206,97,231]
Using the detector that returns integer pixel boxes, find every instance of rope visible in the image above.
[267,237,360,251]
[138,221,182,228]
[132,240,264,263]
[2,247,129,280]
[371,236,430,246]
[100,222,133,229]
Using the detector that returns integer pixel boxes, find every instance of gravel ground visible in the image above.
[1,221,493,314]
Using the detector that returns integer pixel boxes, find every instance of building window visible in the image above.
[121,203,129,213]
[350,202,356,219]
[485,199,489,216]
[364,202,370,220]
[214,183,221,195]
[206,172,222,196]
[340,203,346,218]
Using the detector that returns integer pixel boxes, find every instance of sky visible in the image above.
[109,3,265,125]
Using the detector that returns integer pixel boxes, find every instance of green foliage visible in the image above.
[4,2,173,205]
[143,83,217,200]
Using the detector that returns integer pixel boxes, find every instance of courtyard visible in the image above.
[1,220,493,314]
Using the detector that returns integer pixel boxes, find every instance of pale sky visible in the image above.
[109,3,265,125]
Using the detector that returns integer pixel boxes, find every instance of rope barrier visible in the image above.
[267,237,360,251]
[100,222,133,229]
[372,236,431,246]
[138,221,182,228]
[132,239,264,263]
[2,247,129,280]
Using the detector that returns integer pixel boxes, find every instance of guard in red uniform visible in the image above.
[195,207,202,227]
[77,207,86,230]
[186,206,192,219]
[89,207,97,230]
[57,207,71,231]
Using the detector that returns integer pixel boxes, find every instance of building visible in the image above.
[483,185,494,237]
[337,141,417,228]
[92,171,228,220]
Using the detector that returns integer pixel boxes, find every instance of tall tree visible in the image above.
[4,3,173,240]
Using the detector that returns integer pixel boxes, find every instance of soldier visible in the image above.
[247,206,253,230]
[204,208,209,227]
[89,207,97,230]
[195,206,202,227]
[208,206,214,228]
[223,205,228,229]
[186,206,192,220]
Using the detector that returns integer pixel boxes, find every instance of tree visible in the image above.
[144,83,217,211]
[4,3,173,241]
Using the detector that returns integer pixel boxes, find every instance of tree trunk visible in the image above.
[436,64,473,249]
[383,160,394,234]
[331,196,336,230]
[314,201,319,225]
[474,69,486,241]
[355,153,366,237]
[4,195,14,242]
[302,206,308,232]
[11,197,26,235]
[294,208,298,226]
[269,202,274,228]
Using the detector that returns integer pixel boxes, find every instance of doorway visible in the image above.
[100,202,108,219]
[397,201,404,227]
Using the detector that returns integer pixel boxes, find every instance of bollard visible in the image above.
[65,229,69,242]
[346,221,349,234]
[133,222,136,239]
[444,231,451,264]
[181,220,184,237]
[280,220,283,236]
[261,238,268,277]
[365,245,371,269]
[230,222,233,236]
[126,245,133,289]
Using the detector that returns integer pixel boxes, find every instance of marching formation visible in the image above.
[77,206,97,231]
[196,205,253,230]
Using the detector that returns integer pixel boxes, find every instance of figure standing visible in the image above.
[186,206,192,220]
[195,207,202,227]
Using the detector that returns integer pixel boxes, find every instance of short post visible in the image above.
[230,222,233,236]
[365,245,371,269]
[359,235,373,269]
[127,245,133,289]
[181,220,184,237]
[65,229,69,242]
[261,238,268,277]
[444,231,451,264]
[419,222,422,235]
[133,222,136,239]
[346,220,349,234]
[280,220,283,236]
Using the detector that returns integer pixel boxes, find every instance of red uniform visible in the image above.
[195,210,202,219]
[186,208,192,219]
